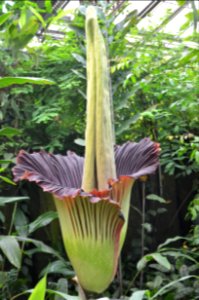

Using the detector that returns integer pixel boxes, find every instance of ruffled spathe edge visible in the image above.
[12,138,160,201]
[13,149,84,198]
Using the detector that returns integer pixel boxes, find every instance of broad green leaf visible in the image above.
[161,250,198,264]
[142,222,152,233]
[195,151,199,163]
[28,211,58,234]
[151,275,198,299]
[28,276,46,300]
[153,275,163,289]
[0,160,12,164]
[137,256,148,271]
[0,236,21,268]
[18,7,27,28]
[137,253,171,271]
[0,212,5,223]
[0,12,11,26]
[16,237,63,260]
[15,208,29,237]
[146,194,167,204]
[0,196,29,206]
[151,253,171,270]
[0,77,55,89]
[29,6,46,28]
[178,49,198,66]
[157,208,167,214]
[0,175,16,185]
[40,260,74,277]
[158,236,187,249]
[129,290,146,300]
[7,17,39,50]
[0,127,21,137]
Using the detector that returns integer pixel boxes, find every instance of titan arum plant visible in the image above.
[13,6,160,295]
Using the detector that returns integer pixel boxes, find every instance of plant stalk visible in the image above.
[140,181,146,288]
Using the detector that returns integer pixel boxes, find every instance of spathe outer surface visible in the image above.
[13,139,160,293]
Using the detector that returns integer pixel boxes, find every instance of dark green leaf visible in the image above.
[16,237,63,260]
[0,77,55,89]
[28,211,58,234]
[158,236,188,249]
[0,12,11,26]
[0,212,5,223]
[147,194,167,204]
[0,196,29,206]
[142,222,152,232]
[0,160,12,164]
[15,208,29,237]
[137,253,171,271]
[0,236,21,268]
[0,127,21,137]
[0,176,16,185]
[151,276,198,299]
[40,260,74,277]
[151,253,171,270]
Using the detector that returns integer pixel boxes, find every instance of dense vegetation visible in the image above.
[0,0,198,299]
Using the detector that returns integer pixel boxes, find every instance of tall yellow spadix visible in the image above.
[82,6,116,192]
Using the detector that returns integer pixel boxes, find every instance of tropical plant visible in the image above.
[12,6,159,296]
[129,225,199,300]
[0,0,198,299]
[0,192,75,300]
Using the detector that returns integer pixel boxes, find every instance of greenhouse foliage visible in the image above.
[0,0,199,299]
